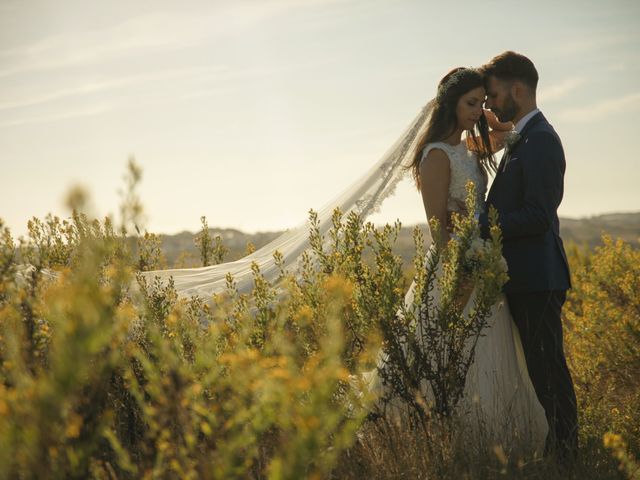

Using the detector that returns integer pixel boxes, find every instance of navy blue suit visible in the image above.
[479,112,578,459]
[479,112,571,292]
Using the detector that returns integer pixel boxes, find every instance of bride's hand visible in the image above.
[483,109,513,132]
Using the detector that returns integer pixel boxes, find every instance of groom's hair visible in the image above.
[481,51,538,91]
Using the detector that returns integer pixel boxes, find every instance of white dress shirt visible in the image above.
[514,108,540,134]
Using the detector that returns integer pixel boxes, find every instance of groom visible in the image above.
[478,51,578,461]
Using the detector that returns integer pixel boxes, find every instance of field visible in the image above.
[0,169,638,479]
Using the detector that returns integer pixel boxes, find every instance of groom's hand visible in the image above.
[484,109,513,132]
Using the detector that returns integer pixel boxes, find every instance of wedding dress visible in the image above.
[367,140,547,449]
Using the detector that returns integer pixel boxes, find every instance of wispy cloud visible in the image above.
[0,65,228,111]
[0,56,331,119]
[0,103,115,128]
[550,32,639,57]
[558,92,640,123]
[0,0,353,79]
[0,11,216,79]
[538,76,587,103]
[606,63,627,72]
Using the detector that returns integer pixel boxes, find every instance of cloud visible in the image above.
[0,65,228,111]
[0,11,217,79]
[550,32,639,57]
[0,0,354,79]
[538,76,587,103]
[558,92,640,123]
[606,63,627,72]
[0,103,114,128]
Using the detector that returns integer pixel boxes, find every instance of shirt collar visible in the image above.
[514,108,540,134]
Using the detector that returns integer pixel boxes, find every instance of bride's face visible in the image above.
[456,86,485,131]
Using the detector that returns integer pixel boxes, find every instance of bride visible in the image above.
[365,67,547,448]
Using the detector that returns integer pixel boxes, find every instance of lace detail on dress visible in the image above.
[421,141,487,213]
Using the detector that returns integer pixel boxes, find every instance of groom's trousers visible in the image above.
[506,290,578,459]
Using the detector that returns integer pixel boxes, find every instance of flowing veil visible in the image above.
[142,101,435,299]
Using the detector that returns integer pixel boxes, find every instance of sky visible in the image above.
[1,0,639,237]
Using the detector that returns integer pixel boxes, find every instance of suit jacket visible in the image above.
[478,112,571,293]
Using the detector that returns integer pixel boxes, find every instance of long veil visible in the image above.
[142,101,434,299]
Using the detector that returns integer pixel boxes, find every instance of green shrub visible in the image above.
[1,162,638,479]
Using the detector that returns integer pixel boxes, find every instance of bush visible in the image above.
[564,236,640,460]
[1,163,638,479]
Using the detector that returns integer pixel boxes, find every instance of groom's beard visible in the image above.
[493,94,518,123]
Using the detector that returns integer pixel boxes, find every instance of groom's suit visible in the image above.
[478,111,578,458]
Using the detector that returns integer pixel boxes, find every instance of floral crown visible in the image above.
[436,68,477,104]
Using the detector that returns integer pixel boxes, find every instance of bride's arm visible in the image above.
[419,149,451,245]
[421,148,476,308]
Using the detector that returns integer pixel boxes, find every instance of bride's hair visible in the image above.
[410,67,496,190]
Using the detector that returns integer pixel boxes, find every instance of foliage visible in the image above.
[564,236,640,472]
[376,182,508,422]
[0,163,638,479]
[604,432,640,480]
[137,231,166,272]
[195,216,228,267]
[0,171,375,478]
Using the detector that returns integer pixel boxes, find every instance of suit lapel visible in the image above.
[496,112,546,175]
[496,150,508,174]
[488,112,547,202]
[518,111,545,140]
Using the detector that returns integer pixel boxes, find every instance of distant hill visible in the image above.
[559,212,640,247]
[158,212,640,268]
[158,228,282,267]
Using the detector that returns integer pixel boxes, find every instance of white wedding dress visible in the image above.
[368,140,547,449]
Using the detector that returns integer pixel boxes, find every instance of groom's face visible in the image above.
[485,76,519,123]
